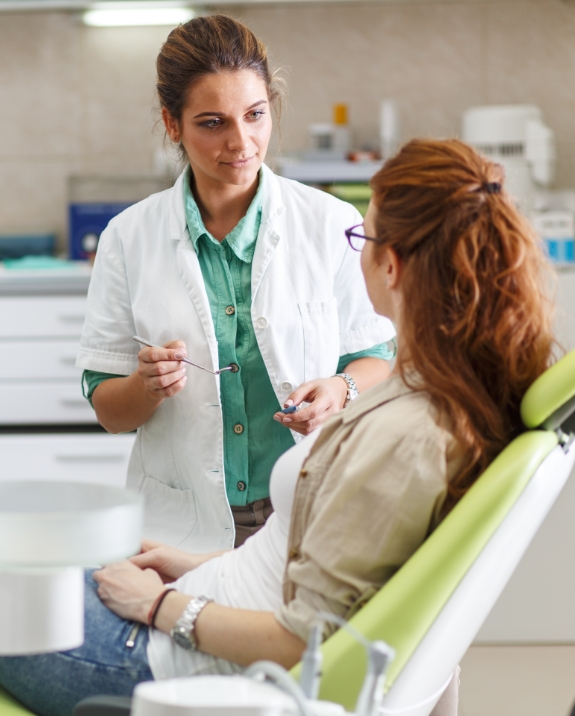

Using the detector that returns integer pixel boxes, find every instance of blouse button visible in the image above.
[299,469,308,479]
[288,547,300,560]
[225,305,235,316]
[237,481,246,491]
[233,423,244,434]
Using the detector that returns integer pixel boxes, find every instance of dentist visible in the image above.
[77,15,394,552]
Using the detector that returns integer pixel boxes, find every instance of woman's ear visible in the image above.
[162,107,181,143]
[384,247,402,290]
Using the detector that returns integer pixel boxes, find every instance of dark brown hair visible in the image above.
[156,15,282,123]
[370,138,555,511]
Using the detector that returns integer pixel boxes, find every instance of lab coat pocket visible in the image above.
[140,475,197,548]
[298,297,340,381]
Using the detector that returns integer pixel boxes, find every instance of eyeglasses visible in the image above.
[345,224,381,252]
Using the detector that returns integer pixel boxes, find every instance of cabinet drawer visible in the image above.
[0,296,87,338]
[0,340,81,380]
[0,433,136,488]
[0,383,97,424]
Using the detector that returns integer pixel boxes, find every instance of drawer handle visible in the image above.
[57,315,85,324]
[60,399,90,408]
[59,357,78,366]
[55,454,125,463]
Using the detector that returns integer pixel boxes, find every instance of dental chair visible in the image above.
[1,349,575,716]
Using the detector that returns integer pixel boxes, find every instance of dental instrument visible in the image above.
[133,336,235,375]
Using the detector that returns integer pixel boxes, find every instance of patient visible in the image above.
[0,139,554,716]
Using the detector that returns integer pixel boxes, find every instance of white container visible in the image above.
[532,210,575,265]
[132,676,299,716]
[0,568,84,655]
[0,482,143,655]
[0,481,143,568]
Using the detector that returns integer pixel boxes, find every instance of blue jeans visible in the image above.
[0,570,153,716]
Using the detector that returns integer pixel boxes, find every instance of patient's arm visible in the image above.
[94,560,306,669]
[158,594,306,669]
[129,540,227,583]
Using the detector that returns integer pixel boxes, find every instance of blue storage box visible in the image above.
[69,202,133,260]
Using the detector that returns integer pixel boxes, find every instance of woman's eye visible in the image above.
[248,110,265,121]
[200,118,223,129]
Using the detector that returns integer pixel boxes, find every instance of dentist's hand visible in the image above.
[273,377,348,436]
[137,340,188,400]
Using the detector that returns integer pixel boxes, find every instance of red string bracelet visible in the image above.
[148,588,176,627]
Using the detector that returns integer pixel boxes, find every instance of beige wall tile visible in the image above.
[0,12,81,159]
[459,645,575,716]
[0,0,574,246]
[238,1,485,152]
[78,25,167,158]
[485,0,575,189]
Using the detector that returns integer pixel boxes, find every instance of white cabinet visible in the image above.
[0,433,136,488]
[0,272,133,492]
[0,293,96,425]
[0,296,87,338]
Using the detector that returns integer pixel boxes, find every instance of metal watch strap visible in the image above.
[334,372,359,407]
[170,595,213,651]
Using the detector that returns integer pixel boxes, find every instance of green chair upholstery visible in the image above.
[294,347,575,711]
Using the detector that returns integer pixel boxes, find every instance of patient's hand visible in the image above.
[273,377,348,436]
[94,559,164,624]
[129,540,225,582]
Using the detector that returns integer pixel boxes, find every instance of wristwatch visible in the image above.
[170,595,213,651]
[334,373,359,408]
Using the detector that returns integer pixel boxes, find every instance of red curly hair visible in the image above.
[370,138,555,511]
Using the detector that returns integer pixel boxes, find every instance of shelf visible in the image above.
[275,158,382,184]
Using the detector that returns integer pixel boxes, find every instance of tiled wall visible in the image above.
[1,0,574,250]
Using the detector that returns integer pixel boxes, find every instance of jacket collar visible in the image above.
[168,162,285,244]
[342,372,415,425]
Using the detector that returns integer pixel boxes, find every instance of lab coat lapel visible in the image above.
[169,171,219,371]
[251,165,285,300]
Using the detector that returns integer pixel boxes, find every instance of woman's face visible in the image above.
[164,69,273,189]
[360,200,399,322]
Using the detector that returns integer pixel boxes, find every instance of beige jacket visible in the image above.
[275,373,462,641]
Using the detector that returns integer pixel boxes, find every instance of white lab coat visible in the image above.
[77,164,395,553]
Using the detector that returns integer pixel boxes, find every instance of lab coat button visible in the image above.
[281,381,292,392]
[256,317,268,329]
[234,423,244,434]
[237,481,246,491]
[225,305,235,316]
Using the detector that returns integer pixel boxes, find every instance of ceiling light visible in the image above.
[83,2,194,27]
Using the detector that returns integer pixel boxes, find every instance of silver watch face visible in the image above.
[172,627,194,651]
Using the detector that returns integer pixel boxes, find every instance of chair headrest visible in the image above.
[521,348,575,431]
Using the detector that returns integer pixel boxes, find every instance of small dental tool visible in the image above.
[133,336,235,375]
[280,405,299,415]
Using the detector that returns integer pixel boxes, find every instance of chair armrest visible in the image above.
[73,695,132,716]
